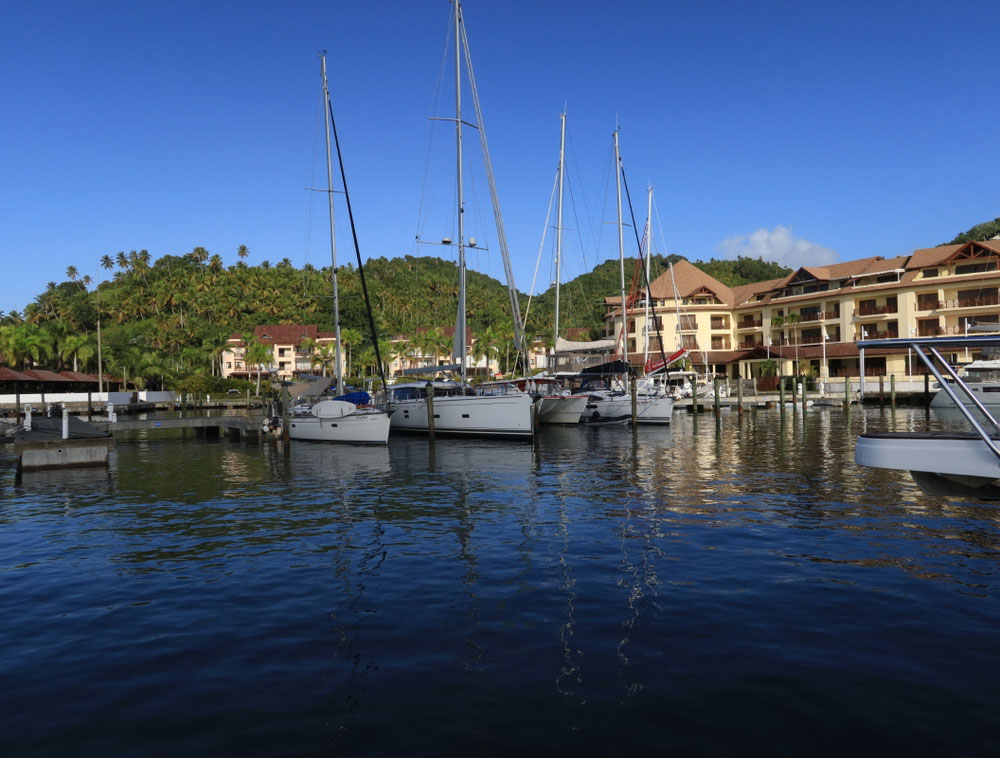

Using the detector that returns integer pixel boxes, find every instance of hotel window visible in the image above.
[956,262,998,275]
[923,268,938,277]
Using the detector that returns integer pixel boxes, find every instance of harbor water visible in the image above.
[2,406,1000,756]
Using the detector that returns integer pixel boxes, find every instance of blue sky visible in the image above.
[2,0,998,315]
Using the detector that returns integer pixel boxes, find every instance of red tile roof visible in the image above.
[21,369,73,382]
[0,367,33,381]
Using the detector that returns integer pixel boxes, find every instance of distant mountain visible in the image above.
[943,217,1000,245]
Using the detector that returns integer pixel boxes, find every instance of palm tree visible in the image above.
[100,254,114,271]
[189,246,210,265]
[66,265,79,283]
[60,334,95,372]
[311,342,337,377]
[340,327,363,377]
[201,331,231,377]
[237,244,249,262]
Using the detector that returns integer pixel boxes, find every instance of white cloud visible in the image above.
[715,225,838,269]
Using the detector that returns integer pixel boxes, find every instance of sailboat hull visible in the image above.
[288,408,391,445]
[536,395,588,424]
[635,395,674,424]
[388,393,533,438]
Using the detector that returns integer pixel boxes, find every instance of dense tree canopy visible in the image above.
[944,217,1000,245]
[0,243,797,388]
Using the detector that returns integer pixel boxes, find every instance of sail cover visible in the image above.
[555,336,617,354]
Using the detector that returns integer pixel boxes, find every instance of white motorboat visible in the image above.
[855,335,1000,498]
[387,381,533,439]
[288,53,390,445]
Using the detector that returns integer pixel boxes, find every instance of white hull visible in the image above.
[856,431,1000,497]
[930,382,1000,409]
[388,393,533,438]
[288,408,390,445]
[536,395,588,424]
[634,395,674,424]
[582,393,673,424]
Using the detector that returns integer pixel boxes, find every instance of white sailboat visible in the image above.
[584,129,674,425]
[288,53,390,446]
[386,0,533,439]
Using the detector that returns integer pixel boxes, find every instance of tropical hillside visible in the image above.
[0,236,880,391]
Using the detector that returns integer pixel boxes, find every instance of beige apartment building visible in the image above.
[221,325,339,382]
[604,239,1000,382]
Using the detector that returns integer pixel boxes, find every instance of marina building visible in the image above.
[221,325,339,382]
[604,240,1000,382]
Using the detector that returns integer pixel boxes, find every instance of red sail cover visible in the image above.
[645,348,687,375]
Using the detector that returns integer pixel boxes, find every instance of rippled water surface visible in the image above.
[3,406,1000,756]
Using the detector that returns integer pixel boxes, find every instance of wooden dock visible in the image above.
[88,414,269,439]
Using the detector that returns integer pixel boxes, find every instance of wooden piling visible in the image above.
[713,378,721,416]
[281,385,290,443]
[737,379,744,418]
[878,376,885,406]
[779,376,786,414]
[631,379,638,424]
[890,375,896,407]
[425,382,436,439]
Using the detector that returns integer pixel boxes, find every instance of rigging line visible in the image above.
[460,19,528,370]
[301,84,327,294]
[412,5,455,254]
[327,92,387,392]
[620,163,670,372]
[523,164,559,329]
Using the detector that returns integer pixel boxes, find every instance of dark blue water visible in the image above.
[3,407,1000,756]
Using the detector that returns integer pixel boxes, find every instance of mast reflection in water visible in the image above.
[2,407,1000,755]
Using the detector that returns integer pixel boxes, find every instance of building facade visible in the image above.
[221,325,339,382]
[604,240,1000,381]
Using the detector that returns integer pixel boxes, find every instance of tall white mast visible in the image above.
[320,53,344,396]
[644,184,653,366]
[453,0,467,385]
[613,129,628,380]
[553,111,566,350]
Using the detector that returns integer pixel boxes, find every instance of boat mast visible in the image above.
[320,54,345,396]
[644,184,652,367]
[614,128,628,382]
[553,111,566,351]
[453,0,467,385]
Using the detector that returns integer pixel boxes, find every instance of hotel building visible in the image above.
[604,239,1000,382]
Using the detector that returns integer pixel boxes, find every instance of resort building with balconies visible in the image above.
[604,239,1000,382]
[221,325,339,382]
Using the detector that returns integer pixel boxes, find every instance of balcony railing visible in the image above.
[855,304,898,316]
[938,296,1000,309]
[710,320,729,330]
[737,319,763,329]
[857,330,899,341]
[916,299,942,311]
[738,340,762,349]
[798,310,839,322]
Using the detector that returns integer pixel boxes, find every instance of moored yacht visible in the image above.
[387,381,533,439]
[856,335,1000,498]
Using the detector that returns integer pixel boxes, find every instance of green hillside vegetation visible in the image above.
[0,244,810,391]
[944,217,1000,245]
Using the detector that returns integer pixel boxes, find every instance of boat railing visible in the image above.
[859,336,1000,461]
